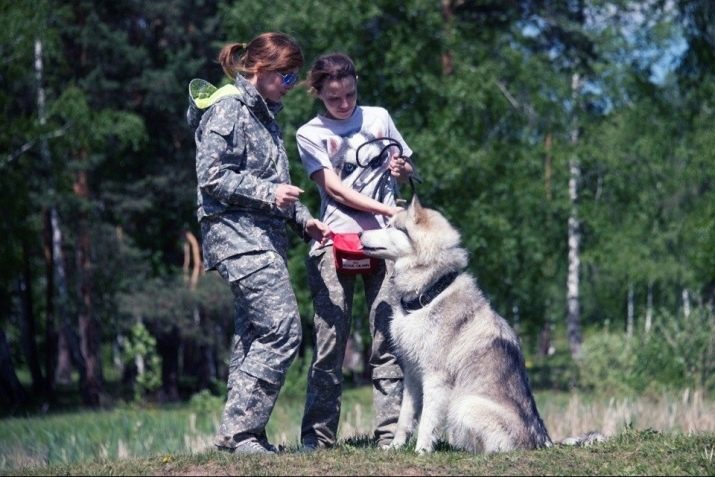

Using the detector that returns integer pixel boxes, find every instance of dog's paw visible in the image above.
[415,446,433,455]
[387,434,408,450]
[385,440,404,450]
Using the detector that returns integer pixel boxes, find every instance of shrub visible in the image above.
[577,331,638,394]
[121,322,163,401]
[188,389,224,413]
[577,305,715,395]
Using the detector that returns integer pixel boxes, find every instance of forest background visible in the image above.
[1,0,714,417]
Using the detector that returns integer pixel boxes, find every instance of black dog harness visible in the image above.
[400,271,461,312]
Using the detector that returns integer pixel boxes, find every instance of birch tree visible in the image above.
[566,72,583,357]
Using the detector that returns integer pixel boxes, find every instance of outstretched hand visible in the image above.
[305,218,331,245]
[275,184,304,209]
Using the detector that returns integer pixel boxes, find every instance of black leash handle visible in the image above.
[354,136,421,207]
[354,137,404,168]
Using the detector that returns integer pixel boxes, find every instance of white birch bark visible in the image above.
[566,72,582,358]
[627,283,634,338]
[645,283,653,333]
[682,288,691,317]
[36,39,69,303]
[37,38,73,384]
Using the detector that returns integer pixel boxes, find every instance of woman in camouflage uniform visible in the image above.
[190,32,330,455]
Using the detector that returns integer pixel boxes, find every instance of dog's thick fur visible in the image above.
[360,196,553,454]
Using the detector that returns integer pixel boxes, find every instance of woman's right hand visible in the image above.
[275,184,304,209]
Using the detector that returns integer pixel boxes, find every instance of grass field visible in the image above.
[2,385,714,475]
[7,428,715,476]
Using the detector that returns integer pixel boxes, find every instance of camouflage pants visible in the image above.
[301,245,403,448]
[213,251,302,449]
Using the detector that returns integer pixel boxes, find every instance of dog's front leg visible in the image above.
[389,368,422,449]
[414,374,449,454]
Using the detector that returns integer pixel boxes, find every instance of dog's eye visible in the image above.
[395,225,410,238]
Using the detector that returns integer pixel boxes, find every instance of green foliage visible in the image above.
[193,272,233,330]
[577,306,715,395]
[577,331,639,395]
[277,354,309,400]
[651,306,715,391]
[121,322,163,401]
[3,0,715,408]
[188,389,224,415]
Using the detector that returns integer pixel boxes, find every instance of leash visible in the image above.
[355,137,404,168]
[352,137,421,205]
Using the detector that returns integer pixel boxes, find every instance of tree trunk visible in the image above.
[54,328,74,384]
[538,320,555,357]
[59,321,87,388]
[74,166,103,407]
[42,210,58,398]
[682,288,691,317]
[158,326,181,402]
[36,38,65,400]
[566,72,583,359]
[185,230,215,389]
[626,283,634,337]
[49,208,74,385]
[441,0,454,76]
[0,329,29,408]
[645,283,653,333]
[113,227,126,375]
[183,230,203,290]
[19,238,45,396]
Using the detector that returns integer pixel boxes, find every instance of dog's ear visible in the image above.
[327,136,341,157]
[409,194,427,224]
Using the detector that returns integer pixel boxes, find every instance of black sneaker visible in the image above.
[298,438,323,453]
[256,431,279,453]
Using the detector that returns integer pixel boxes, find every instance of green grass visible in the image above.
[0,384,371,472]
[0,403,217,470]
[10,429,715,476]
[2,385,715,475]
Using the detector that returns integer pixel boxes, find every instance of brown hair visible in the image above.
[305,53,357,95]
[218,32,304,79]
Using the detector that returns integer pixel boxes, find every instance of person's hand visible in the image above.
[388,154,411,181]
[275,184,303,209]
[376,202,402,217]
[305,218,331,245]
[383,206,403,217]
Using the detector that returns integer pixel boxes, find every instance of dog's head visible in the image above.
[360,195,464,266]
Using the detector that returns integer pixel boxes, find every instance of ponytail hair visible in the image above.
[218,32,303,80]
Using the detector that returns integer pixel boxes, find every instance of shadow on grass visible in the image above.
[339,433,455,452]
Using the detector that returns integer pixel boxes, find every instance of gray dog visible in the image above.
[360,196,553,454]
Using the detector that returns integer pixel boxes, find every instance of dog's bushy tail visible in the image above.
[558,431,607,447]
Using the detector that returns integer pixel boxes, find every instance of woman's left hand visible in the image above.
[305,218,331,245]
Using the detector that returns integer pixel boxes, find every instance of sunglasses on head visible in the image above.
[278,71,299,87]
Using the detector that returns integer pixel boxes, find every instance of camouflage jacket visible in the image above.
[191,74,313,270]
